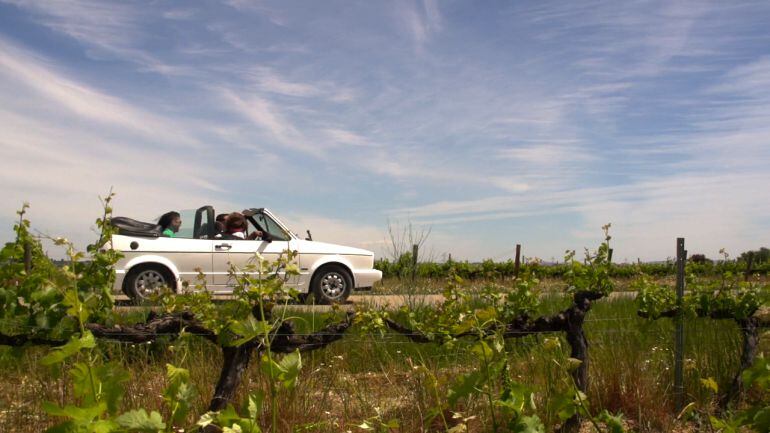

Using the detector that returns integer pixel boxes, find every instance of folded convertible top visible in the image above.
[111,216,161,238]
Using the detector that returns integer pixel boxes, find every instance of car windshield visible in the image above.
[250,211,290,241]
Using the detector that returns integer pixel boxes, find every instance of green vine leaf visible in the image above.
[511,415,545,433]
[227,316,272,347]
[115,409,166,432]
[40,331,96,366]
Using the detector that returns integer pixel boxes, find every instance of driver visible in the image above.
[221,212,263,240]
[214,213,228,238]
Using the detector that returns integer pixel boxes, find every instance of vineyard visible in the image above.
[1,200,769,433]
[375,251,770,281]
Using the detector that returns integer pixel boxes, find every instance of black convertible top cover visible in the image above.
[111,216,161,238]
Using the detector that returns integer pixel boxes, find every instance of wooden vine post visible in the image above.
[514,244,521,278]
[674,237,687,411]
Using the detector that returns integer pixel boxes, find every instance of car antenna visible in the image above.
[306,230,313,241]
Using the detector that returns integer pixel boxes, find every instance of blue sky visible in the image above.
[0,0,769,262]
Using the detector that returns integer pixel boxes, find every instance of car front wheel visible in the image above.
[310,265,352,304]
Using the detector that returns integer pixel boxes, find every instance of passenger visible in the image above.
[158,211,182,237]
[222,212,248,239]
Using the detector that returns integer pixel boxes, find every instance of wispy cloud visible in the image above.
[2,0,140,46]
[217,87,318,155]
[388,171,770,261]
[322,128,376,148]
[497,144,596,166]
[0,38,199,146]
[0,0,191,76]
[246,66,357,102]
[162,8,198,21]
[223,0,289,26]
[0,107,228,252]
[393,0,444,51]
[251,66,321,97]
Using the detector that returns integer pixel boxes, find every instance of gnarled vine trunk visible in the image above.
[559,292,597,433]
[209,344,255,412]
[720,317,760,409]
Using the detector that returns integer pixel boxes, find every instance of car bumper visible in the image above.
[354,269,382,289]
[113,269,127,293]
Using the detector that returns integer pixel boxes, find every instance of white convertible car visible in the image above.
[110,206,382,304]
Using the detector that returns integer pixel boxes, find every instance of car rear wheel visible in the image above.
[310,265,352,304]
[124,264,174,303]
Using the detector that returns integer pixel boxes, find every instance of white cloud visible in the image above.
[497,144,596,166]
[279,213,387,252]
[250,66,321,98]
[163,8,198,21]
[0,38,242,253]
[323,128,376,148]
[224,0,288,26]
[245,66,358,103]
[393,0,444,51]
[487,178,532,193]
[572,173,770,261]
[0,109,233,254]
[0,38,199,146]
[2,0,140,47]
[217,87,321,156]
[707,56,770,97]
[422,0,443,33]
[0,0,189,75]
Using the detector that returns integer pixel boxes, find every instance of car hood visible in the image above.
[292,239,374,256]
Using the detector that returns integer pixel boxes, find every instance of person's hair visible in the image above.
[158,211,181,230]
[216,213,228,223]
[225,212,247,233]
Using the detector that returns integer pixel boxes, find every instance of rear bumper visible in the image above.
[354,269,382,289]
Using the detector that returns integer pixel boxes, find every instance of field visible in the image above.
[2,275,769,433]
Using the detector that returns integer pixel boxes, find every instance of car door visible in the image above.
[168,206,215,290]
[212,211,298,291]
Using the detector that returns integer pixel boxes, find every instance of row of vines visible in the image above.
[1,198,769,432]
[375,252,770,280]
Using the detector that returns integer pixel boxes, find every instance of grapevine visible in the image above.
[635,257,770,410]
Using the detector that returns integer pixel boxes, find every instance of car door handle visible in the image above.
[215,243,232,251]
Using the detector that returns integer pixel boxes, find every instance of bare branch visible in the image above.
[86,312,217,344]
[0,333,66,347]
[269,312,356,353]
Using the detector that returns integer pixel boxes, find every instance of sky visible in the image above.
[0,0,769,263]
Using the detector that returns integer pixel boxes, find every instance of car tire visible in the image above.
[310,265,352,305]
[124,264,175,304]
